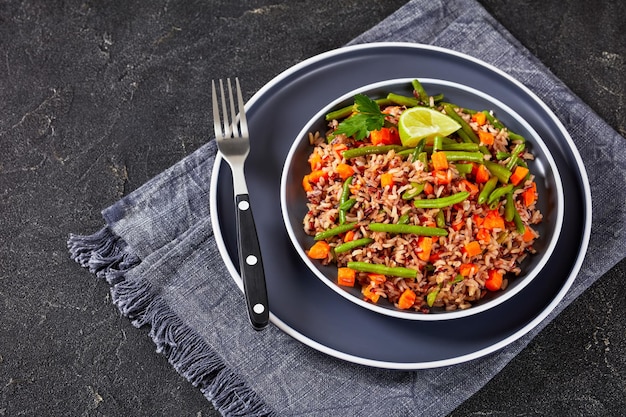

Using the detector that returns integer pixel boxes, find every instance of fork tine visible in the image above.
[235,77,248,138]
[226,78,239,137]
[219,79,231,138]
[211,80,222,138]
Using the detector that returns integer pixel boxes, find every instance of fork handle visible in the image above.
[235,193,270,330]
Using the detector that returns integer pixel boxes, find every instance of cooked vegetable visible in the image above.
[308,241,330,259]
[313,222,357,241]
[347,261,418,279]
[485,269,503,291]
[342,144,408,159]
[337,267,356,287]
[413,191,470,209]
[397,288,417,309]
[368,223,448,237]
[334,237,374,254]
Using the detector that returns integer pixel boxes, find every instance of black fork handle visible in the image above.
[235,193,270,330]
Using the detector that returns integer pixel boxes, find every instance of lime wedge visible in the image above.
[398,107,461,147]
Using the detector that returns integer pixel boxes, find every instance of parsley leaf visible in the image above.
[334,94,385,141]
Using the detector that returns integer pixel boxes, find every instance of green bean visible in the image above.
[504,192,516,222]
[508,131,526,143]
[483,160,512,183]
[478,176,499,205]
[505,143,526,171]
[513,207,526,234]
[455,163,474,175]
[386,92,419,107]
[347,261,417,279]
[443,103,479,143]
[435,210,446,228]
[487,184,514,206]
[496,151,511,160]
[441,151,485,164]
[482,110,526,142]
[411,79,429,102]
[334,237,374,254]
[430,93,445,104]
[418,151,428,166]
[338,176,353,224]
[314,222,357,241]
[442,142,480,152]
[397,213,410,224]
[401,182,425,200]
[413,191,470,209]
[369,223,448,236]
[482,110,504,129]
[339,198,356,211]
[340,176,352,203]
[342,145,408,159]
[409,138,427,162]
[451,274,464,284]
[426,287,440,307]
[432,135,444,152]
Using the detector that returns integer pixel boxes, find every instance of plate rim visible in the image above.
[209,41,592,369]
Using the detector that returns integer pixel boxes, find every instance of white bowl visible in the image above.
[280,78,564,321]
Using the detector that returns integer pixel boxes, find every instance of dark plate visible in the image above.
[209,43,591,368]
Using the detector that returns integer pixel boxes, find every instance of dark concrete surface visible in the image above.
[0,0,623,416]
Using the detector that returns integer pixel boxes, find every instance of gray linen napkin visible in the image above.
[68,0,626,415]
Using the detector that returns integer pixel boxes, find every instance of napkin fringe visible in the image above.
[67,227,140,283]
[68,226,276,417]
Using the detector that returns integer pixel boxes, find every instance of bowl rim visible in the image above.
[280,77,565,321]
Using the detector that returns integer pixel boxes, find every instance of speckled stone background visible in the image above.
[0,1,624,415]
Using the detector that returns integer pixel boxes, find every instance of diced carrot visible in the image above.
[309,153,322,171]
[336,163,353,180]
[367,273,387,285]
[483,210,505,230]
[459,263,477,276]
[510,166,529,186]
[463,241,482,257]
[523,182,537,206]
[343,229,356,243]
[380,172,394,188]
[452,219,465,231]
[423,182,434,196]
[416,236,433,261]
[361,283,380,303]
[397,288,416,310]
[337,267,356,287]
[307,169,328,183]
[472,112,487,126]
[522,226,535,242]
[474,163,490,183]
[460,179,479,195]
[431,151,448,171]
[369,128,387,145]
[478,130,495,145]
[485,269,503,291]
[302,175,313,192]
[370,127,401,145]
[307,241,330,259]
[472,214,484,227]
[433,169,451,185]
[476,227,491,242]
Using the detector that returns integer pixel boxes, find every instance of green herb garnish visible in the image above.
[334,94,385,141]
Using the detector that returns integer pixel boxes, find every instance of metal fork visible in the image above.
[212,78,269,330]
